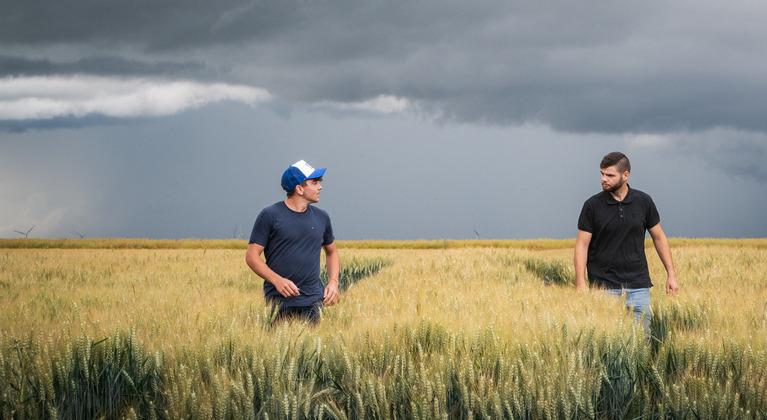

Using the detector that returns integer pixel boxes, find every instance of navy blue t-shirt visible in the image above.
[577,187,660,289]
[249,201,335,307]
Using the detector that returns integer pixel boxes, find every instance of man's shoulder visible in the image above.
[627,188,654,203]
[262,201,287,213]
[630,188,652,198]
[307,205,331,219]
[256,202,288,222]
[584,191,608,205]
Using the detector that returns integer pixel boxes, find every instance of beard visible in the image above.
[603,178,625,193]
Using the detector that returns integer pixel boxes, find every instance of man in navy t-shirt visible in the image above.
[246,160,340,323]
[574,152,679,334]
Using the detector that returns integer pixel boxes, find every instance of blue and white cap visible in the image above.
[281,160,327,191]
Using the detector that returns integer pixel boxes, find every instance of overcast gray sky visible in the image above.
[2,0,766,240]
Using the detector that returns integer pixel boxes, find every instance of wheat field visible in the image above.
[1,239,766,418]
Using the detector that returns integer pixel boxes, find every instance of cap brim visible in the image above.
[307,167,326,179]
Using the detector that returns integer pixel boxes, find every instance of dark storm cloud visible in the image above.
[0,55,206,78]
[0,0,309,50]
[0,115,123,133]
[4,0,767,135]
[5,0,767,242]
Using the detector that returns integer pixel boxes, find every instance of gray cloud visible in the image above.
[2,1,766,240]
[3,101,766,240]
[633,131,767,183]
[0,115,125,133]
[3,1,766,135]
[0,55,207,78]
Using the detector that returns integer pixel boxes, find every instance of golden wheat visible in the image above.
[1,239,766,418]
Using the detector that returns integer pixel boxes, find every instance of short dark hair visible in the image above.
[600,152,631,173]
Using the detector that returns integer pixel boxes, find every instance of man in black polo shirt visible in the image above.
[574,152,678,334]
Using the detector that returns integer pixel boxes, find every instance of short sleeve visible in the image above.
[645,198,661,229]
[577,201,594,233]
[249,208,273,246]
[322,213,335,246]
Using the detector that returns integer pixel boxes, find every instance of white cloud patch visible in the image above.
[0,75,272,120]
[317,94,410,114]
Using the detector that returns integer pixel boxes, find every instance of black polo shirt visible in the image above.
[577,186,660,289]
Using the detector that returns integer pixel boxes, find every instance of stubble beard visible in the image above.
[603,179,625,193]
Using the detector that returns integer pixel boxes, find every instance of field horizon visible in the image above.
[2,237,766,250]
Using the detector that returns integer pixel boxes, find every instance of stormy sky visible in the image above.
[2,0,766,240]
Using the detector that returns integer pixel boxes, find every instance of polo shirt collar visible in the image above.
[603,184,634,204]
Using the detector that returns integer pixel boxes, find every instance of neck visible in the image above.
[609,184,629,202]
[284,197,309,213]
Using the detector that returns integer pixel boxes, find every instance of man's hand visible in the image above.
[648,223,678,298]
[322,242,341,306]
[666,273,679,297]
[274,277,300,298]
[576,282,589,293]
[247,243,301,298]
[323,280,339,306]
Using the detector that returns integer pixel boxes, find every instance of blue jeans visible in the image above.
[603,288,652,335]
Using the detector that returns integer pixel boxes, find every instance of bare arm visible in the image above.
[245,243,300,298]
[322,241,341,306]
[648,223,679,297]
[574,230,592,292]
